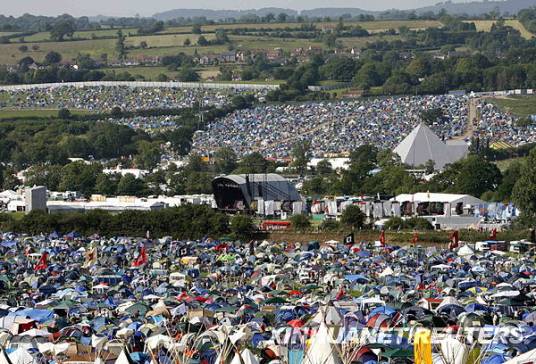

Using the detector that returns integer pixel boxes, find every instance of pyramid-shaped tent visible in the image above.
[393,123,467,170]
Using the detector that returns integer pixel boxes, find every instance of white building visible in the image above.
[391,192,487,230]
[103,166,149,179]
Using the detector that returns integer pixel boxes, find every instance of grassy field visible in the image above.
[0,109,92,120]
[487,96,536,117]
[0,19,445,65]
[231,35,325,51]
[101,65,177,80]
[126,33,212,48]
[163,20,443,34]
[468,19,534,39]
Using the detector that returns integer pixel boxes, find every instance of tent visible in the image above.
[302,322,341,364]
[393,123,468,170]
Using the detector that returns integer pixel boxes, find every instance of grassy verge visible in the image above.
[486,96,536,117]
[261,228,531,244]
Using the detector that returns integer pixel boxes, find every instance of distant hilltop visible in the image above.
[153,0,536,20]
[416,0,536,16]
[153,8,299,21]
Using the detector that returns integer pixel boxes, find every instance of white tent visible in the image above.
[7,349,33,364]
[393,123,468,170]
[457,245,474,257]
[0,350,11,364]
[115,349,134,364]
[503,347,536,364]
[230,349,260,364]
[302,322,341,364]
[440,337,469,364]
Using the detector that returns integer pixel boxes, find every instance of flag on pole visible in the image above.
[336,286,345,300]
[34,252,49,271]
[448,230,459,250]
[344,233,354,245]
[379,230,386,247]
[83,245,98,268]
[132,244,148,267]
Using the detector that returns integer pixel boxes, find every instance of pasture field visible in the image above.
[163,19,443,33]
[100,65,183,80]
[468,19,534,39]
[487,96,536,117]
[125,33,212,48]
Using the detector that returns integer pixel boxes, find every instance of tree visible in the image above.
[2,168,21,190]
[157,73,168,82]
[215,30,229,44]
[111,106,123,118]
[496,159,523,201]
[290,214,311,231]
[95,173,119,195]
[135,141,161,170]
[316,159,333,175]
[192,24,202,34]
[24,165,63,191]
[44,51,62,65]
[291,141,311,176]
[50,20,75,41]
[512,148,536,219]
[213,147,237,174]
[56,108,75,121]
[451,155,501,198]
[116,30,127,61]
[235,152,275,174]
[197,36,209,46]
[183,38,191,46]
[58,162,102,196]
[230,214,255,240]
[177,67,200,82]
[117,173,147,196]
[353,63,381,88]
[340,205,366,229]
[18,45,28,52]
[139,41,148,49]
[277,13,288,22]
[320,56,358,82]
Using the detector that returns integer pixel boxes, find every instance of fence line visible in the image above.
[0,81,280,92]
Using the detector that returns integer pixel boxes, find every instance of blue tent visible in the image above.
[11,308,53,323]
[344,274,369,284]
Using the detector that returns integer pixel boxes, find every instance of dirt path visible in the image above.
[452,98,479,141]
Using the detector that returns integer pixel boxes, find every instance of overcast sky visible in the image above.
[3,0,471,17]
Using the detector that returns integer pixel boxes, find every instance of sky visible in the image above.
[3,0,472,17]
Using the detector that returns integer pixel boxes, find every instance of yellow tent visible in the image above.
[414,329,432,364]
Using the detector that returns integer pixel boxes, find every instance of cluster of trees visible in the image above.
[237,19,536,100]
[519,7,536,34]
[300,144,508,200]
[0,51,142,85]
[0,120,148,169]
[196,30,230,46]
[0,205,228,238]
[21,163,157,198]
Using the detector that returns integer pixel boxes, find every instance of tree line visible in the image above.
[0,205,228,239]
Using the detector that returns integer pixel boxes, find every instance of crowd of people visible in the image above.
[0,232,535,364]
[475,100,536,147]
[0,86,257,112]
[192,95,470,158]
